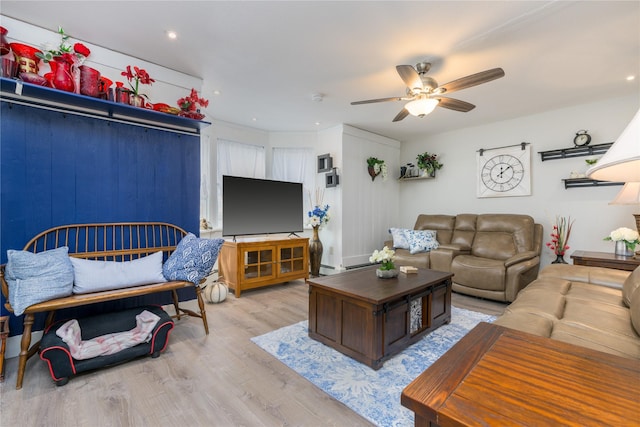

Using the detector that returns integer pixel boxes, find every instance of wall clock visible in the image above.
[477,143,531,198]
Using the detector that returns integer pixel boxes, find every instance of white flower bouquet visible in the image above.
[369,246,396,270]
[604,227,640,252]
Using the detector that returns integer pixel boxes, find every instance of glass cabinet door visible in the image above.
[279,244,306,276]
[243,247,275,281]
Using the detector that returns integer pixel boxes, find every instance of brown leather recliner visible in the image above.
[450,214,543,302]
[385,213,542,302]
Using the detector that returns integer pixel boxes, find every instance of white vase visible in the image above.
[614,241,633,257]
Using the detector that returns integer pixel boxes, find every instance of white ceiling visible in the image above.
[2,1,639,142]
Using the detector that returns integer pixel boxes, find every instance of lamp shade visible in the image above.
[609,182,640,205]
[586,109,640,182]
[405,98,439,117]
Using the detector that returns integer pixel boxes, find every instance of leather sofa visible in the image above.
[494,264,640,359]
[386,213,543,302]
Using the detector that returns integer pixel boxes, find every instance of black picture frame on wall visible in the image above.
[317,153,333,172]
[325,168,339,187]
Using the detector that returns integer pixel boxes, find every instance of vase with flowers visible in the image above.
[546,216,574,264]
[366,157,387,181]
[416,152,443,177]
[36,26,91,93]
[177,88,209,120]
[121,65,155,107]
[604,227,640,257]
[307,189,330,277]
[369,246,397,278]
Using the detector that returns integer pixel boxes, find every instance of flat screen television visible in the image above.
[222,175,304,237]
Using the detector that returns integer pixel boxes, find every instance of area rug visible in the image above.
[251,307,496,427]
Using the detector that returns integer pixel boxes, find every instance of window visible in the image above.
[216,139,265,227]
[272,147,315,223]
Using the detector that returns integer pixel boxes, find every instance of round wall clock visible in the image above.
[573,130,591,147]
[477,144,531,198]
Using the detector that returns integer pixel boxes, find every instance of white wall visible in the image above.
[400,95,639,267]
[341,125,401,268]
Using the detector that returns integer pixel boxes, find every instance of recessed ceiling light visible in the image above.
[166,30,177,40]
[252,117,257,122]
[626,75,636,81]
[213,90,221,96]
[315,122,321,126]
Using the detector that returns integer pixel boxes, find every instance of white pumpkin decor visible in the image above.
[203,282,228,304]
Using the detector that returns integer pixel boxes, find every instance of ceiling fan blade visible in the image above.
[351,96,404,105]
[396,65,422,90]
[437,68,505,94]
[435,97,476,112]
[392,108,410,122]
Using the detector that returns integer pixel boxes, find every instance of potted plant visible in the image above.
[416,152,443,177]
[366,157,387,181]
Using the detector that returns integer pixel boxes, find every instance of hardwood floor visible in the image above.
[0,280,506,426]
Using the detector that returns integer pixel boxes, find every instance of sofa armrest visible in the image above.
[430,245,471,272]
[384,240,394,249]
[504,251,538,267]
[539,264,630,289]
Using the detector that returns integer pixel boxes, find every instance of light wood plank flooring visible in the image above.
[0,280,506,426]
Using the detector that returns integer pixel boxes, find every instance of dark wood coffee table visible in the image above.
[307,266,453,369]
[401,322,640,426]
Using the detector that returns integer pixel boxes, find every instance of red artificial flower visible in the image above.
[121,65,154,96]
[74,43,90,57]
[177,88,209,111]
[115,81,124,88]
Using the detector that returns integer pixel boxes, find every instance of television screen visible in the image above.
[222,175,304,237]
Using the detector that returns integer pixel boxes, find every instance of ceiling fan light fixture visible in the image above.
[405,98,439,117]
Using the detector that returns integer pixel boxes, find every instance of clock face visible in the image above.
[481,155,524,192]
[477,144,531,198]
[574,133,591,146]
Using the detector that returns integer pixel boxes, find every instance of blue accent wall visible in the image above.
[1,101,201,335]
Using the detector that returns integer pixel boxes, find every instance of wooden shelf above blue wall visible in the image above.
[0,77,210,135]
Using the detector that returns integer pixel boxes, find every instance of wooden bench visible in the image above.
[0,222,209,389]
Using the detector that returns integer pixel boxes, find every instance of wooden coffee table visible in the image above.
[401,322,640,426]
[307,266,453,369]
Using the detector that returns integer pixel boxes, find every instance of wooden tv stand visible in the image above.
[219,237,309,297]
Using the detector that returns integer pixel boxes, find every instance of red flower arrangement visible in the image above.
[177,88,208,119]
[121,65,155,97]
[546,216,574,256]
[36,26,90,64]
[177,88,209,112]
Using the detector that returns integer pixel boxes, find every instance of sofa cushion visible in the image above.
[163,234,224,284]
[623,266,640,307]
[5,247,74,316]
[493,311,554,337]
[413,214,455,245]
[472,215,535,260]
[70,251,166,294]
[388,227,410,250]
[406,229,439,254]
[451,255,506,291]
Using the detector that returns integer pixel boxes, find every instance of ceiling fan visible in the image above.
[351,61,505,122]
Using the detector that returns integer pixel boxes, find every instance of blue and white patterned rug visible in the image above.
[251,307,496,427]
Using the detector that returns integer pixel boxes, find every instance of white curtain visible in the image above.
[272,147,315,218]
[216,139,266,227]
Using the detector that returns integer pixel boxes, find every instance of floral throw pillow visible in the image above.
[406,230,439,255]
[163,233,225,284]
[5,246,74,316]
[388,227,411,250]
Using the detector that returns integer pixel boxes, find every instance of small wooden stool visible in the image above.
[0,316,9,382]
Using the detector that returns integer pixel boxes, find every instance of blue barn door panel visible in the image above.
[1,101,201,335]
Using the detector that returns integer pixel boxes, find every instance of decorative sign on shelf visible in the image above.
[477,142,531,198]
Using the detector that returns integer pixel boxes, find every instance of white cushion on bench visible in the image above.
[71,251,167,294]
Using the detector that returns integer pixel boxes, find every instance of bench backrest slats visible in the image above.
[23,222,188,261]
